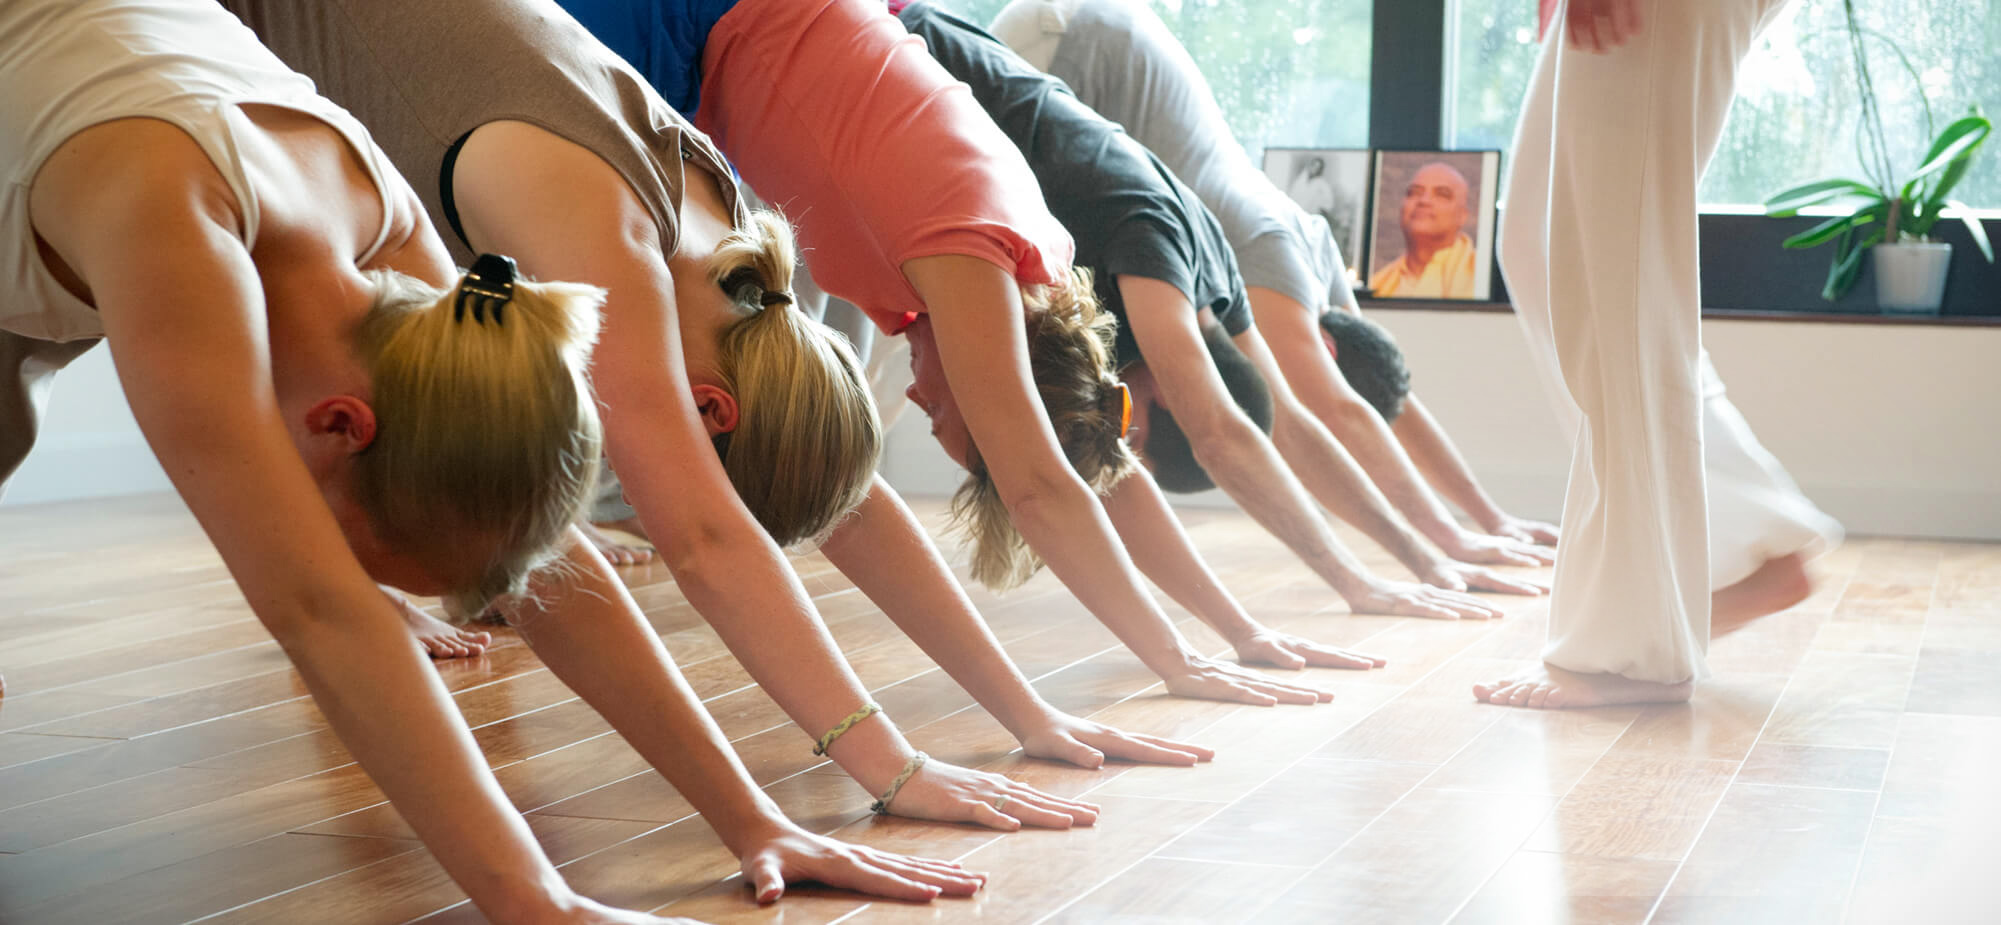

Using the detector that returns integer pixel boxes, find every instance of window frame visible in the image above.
[1366,0,2001,319]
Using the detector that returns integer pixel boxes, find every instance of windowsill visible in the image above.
[1358,297,2001,326]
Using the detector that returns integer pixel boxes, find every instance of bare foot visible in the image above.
[1472,663,1692,709]
[581,520,654,566]
[384,589,492,659]
[1711,552,1812,638]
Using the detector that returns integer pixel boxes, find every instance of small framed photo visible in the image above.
[1366,150,1501,300]
[1263,148,1372,288]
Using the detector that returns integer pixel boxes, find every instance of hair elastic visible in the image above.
[1117,382,1134,436]
[813,702,882,756]
[454,253,518,324]
[870,751,928,815]
[759,289,795,308]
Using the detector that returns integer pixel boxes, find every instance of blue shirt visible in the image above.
[558,0,740,116]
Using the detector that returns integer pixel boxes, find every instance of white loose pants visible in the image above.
[1501,0,1821,683]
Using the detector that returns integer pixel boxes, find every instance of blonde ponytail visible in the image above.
[353,267,606,617]
[951,269,1139,589]
[709,210,881,546]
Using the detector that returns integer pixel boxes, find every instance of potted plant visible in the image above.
[1763,0,1992,312]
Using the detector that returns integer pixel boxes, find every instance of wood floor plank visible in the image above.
[1651,782,1877,924]
[6,831,416,925]
[1448,851,1680,925]
[1517,753,1737,861]
[0,731,112,770]
[1256,787,1557,925]
[1153,757,1429,868]
[1758,652,1914,749]
[207,815,656,925]
[0,493,1995,923]
[1734,742,1889,791]
[1043,856,1304,924]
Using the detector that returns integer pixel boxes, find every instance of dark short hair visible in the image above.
[1145,323,1275,494]
[1319,309,1410,421]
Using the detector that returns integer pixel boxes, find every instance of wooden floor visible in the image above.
[1,494,1998,924]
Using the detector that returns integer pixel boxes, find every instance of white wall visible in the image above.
[1,344,170,506]
[12,313,2000,542]
[883,312,2001,542]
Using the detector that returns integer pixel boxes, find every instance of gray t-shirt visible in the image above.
[900,1,1250,369]
[221,0,743,267]
[992,0,1356,312]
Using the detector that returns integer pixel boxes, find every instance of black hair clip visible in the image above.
[454,253,518,324]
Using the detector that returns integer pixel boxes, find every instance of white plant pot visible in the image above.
[1873,241,1952,314]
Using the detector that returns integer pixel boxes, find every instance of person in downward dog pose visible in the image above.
[893,2,1547,624]
[0,0,876,920]
[561,0,1537,703]
[990,0,1563,560]
[225,0,1214,862]
[1473,0,1840,709]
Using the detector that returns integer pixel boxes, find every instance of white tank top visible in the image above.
[0,0,402,343]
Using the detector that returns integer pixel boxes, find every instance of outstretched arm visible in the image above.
[904,255,1326,701]
[34,123,622,922]
[1393,395,1560,546]
[819,476,1217,762]
[1097,467,1385,677]
[1232,315,1548,596]
[1250,287,1557,559]
[504,529,984,903]
[1118,276,1503,619]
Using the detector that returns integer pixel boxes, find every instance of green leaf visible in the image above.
[1949,200,1995,263]
[1822,227,1868,301]
[1764,178,1883,216]
[1922,148,1981,215]
[1907,116,1991,183]
[1783,207,1884,250]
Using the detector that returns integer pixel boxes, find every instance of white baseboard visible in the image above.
[2,436,170,506]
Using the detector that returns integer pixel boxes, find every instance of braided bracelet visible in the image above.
[812,702,882,757]
[870,751,929,815]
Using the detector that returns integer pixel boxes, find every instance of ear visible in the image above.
[303,395,378,452]
[690,383,740,438]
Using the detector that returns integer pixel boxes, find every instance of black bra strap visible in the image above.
[438,131,475,254]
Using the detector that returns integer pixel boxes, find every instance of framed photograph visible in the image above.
[1263,148,1372,287]
[1366,150,1501,301]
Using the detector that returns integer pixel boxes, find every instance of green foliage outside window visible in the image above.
[931,0,1372,154]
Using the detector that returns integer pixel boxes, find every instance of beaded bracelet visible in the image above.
[870,751,929,815]
[812,702,882,757]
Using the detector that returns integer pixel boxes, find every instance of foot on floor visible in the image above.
[1473,663,1692,709]
[581,519,655,566]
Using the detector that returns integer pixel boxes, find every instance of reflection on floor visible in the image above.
[0,492,1996,924]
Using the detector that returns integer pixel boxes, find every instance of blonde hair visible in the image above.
[709,210,881,547]
[353,268,606,618]
[951,270,1139,589]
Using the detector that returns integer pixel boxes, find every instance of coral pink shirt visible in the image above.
[696,0,1072,334]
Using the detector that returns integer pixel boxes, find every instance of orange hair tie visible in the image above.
[1117,382,1133,436]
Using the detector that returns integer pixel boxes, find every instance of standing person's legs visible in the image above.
[1701,349,1844,629]
[1479,0,1790,708]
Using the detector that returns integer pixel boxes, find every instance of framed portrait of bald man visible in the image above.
[1263,148,1372,286]
[1366,150,1500,301]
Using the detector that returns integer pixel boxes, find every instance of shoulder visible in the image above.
[31,118,246,260]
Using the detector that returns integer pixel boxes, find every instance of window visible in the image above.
[1451,0,2001,208]
[932,0,1372,153]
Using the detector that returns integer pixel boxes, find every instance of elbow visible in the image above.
[647,506,770,583]
[994,467,1095,533]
